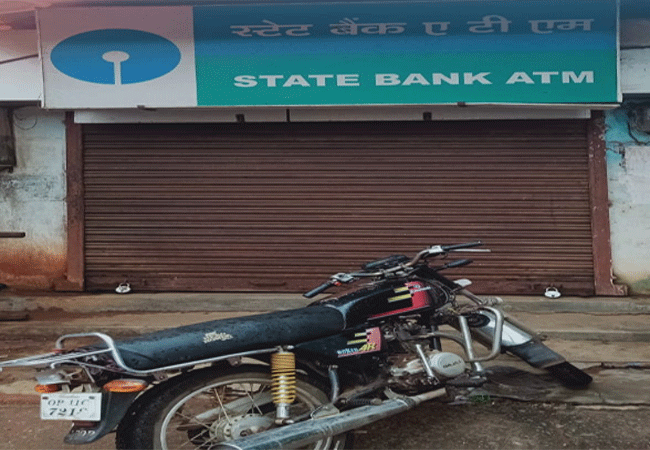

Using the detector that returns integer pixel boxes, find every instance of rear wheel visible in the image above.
[116,366,350,450]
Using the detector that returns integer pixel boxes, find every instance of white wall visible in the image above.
[621,19,650,94]
[605,106,650,294]
[621,49,650,94]
[0,30,41,101]
[0,107,66,289]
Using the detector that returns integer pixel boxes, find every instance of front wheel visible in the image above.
[116,365,351,450]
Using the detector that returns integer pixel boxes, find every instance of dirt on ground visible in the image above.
[355,400,650,450]
[0,399,649,450]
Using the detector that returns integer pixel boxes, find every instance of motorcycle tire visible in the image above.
[116,365,352,450]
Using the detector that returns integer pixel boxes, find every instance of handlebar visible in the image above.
[303,281,336,299]
[440,241,483,252]
[303,241,484,298]
[439,258,473,270]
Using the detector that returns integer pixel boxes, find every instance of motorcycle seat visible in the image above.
[111,305,345,371]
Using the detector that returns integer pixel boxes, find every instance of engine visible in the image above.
[387,348,466,392]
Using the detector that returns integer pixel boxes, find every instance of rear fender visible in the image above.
[63,391,140,444]
[63,360,237,444]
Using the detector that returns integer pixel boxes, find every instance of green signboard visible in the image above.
[194,0,619,106]
[39,1,619,108]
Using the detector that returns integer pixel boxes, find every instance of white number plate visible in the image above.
[40,393,102,421]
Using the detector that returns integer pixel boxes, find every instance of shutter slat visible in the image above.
[83,120,594,295]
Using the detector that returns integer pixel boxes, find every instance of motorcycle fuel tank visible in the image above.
[368,281,435,320]
[316,280,437,327]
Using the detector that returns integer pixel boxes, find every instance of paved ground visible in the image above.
[2,389,650,450]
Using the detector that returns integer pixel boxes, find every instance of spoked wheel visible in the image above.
[116,366,350,450]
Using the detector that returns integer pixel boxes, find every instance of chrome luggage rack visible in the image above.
[0,331,278,376]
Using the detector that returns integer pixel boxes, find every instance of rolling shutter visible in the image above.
[83,120,594,295]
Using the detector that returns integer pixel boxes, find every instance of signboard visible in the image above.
[38,1,620,109]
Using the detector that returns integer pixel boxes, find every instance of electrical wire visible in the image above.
[0,54,38,65]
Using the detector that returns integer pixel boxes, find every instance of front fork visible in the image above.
[455,306,504,373]
[426,303,507,373]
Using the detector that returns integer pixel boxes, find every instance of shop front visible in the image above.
[37,0,622,295]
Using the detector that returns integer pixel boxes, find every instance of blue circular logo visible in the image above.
[51,29,181,85]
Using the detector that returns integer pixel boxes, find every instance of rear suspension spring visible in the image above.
[271,350,296,422]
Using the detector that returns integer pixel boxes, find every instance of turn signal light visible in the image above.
[103,379,148,393]
[35,384,61,393]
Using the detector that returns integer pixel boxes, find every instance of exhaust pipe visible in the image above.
[214,388,447,450]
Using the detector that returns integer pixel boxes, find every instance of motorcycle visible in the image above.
[0,242,592,450]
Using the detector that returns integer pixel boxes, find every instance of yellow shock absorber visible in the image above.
[271,350,296,422]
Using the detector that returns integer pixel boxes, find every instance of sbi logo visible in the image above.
[51,29,181,85]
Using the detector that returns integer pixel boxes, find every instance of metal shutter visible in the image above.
[83,120,594,295]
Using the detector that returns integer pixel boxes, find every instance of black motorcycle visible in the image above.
[0,242,591,450]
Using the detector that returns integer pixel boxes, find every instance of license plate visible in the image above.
[40,393,102,421]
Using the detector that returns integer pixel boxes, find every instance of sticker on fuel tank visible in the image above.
[337,327,382,358]
[388,285,413,303]
[369,281,433,319]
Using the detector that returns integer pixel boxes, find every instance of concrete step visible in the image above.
[538,338,650,364]
[4,292,649,315]
[0,298,28,321]
[500,296,650,315]
[2,308,648,339]
[1,292,649,347]
[506,311,650,341]
[1,310,648,365]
